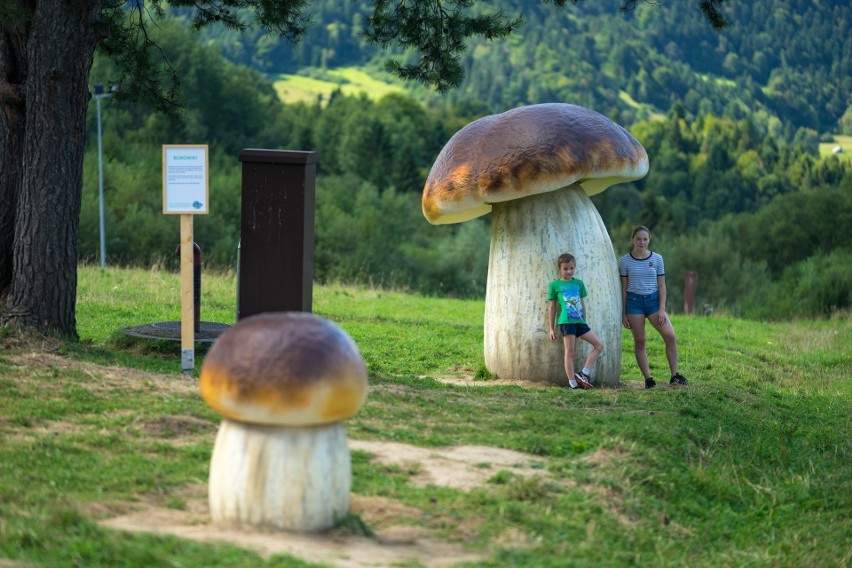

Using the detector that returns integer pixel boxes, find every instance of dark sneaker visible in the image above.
[568,381,579,390]
[644,377,656,389]
[575,373,594,390]
[670,373,688,386]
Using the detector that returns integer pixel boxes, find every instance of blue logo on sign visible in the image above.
[192,201,203,209]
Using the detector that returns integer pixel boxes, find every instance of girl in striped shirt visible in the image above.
[619,226,688,389]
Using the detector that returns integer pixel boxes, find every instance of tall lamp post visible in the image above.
[93,83,115,269]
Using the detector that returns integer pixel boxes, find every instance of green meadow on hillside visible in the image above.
[273,67,408,105]
[0,265,849,567]
[819,135,852,164]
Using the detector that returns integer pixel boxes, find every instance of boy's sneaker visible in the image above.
[644,377,656,389]
[574,373,594,389]
[670,373,688,386]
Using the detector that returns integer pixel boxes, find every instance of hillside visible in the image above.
[202,0,851,136]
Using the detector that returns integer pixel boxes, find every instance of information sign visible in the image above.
[163,145,209,214]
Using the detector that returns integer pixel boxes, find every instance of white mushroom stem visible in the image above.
[208,419,351,531]
[484,185,621,386]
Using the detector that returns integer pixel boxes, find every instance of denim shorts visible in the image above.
[559,323,591,337]
[625,291,660,317]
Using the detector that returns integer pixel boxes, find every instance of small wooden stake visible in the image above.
[684,271,697,315]
[180,214,195,373]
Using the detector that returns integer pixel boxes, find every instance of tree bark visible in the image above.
[3,0,102,335]
[483,186,622,386]
[0,23,27,302]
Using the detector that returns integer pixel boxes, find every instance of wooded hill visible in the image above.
[82,3,851,319]
[199,0,852,138]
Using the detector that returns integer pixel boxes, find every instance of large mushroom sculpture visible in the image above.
[199,311,368,531]
[422,103,648,386]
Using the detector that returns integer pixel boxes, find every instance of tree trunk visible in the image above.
[3,0,102,335]
[483,186,622,386]
[0,25,27,301]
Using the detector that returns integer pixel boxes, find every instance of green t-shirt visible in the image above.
[548,278,588,324]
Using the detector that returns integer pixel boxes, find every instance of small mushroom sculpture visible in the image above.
[422,103,648,386]
[199,312,368,531]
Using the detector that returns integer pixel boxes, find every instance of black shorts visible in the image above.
[559,323,591,337]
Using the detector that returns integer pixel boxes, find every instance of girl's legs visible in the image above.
[648,314,679,376]
[626,313,651,378]
[562,334,577,381]
[579,330,604,372]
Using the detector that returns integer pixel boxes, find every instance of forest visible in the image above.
[199,0,851,137]
[81,1,851,320]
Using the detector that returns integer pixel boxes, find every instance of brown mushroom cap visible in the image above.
[200,312,368,426]
[422,103,649,224]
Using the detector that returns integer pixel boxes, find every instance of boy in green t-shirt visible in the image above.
[547,253,605,389]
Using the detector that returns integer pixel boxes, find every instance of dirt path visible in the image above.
[98,438,549,567]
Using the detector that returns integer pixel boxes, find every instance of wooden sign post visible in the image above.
[163,145,209,374]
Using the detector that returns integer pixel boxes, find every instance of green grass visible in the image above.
[618,90,666,122]
[819,135,852,163]
[1,265,850,567]
[697,73,738,89]
[273,67,408,105]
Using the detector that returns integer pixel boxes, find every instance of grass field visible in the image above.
[273,67,408,105]
[819,134,852,164]
[0,265,850,567]
[618,91,666,122]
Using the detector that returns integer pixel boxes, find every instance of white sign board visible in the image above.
[163,145,209,214]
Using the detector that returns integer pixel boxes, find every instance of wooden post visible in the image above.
[180,215,195,373]
[684,271,697,315]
